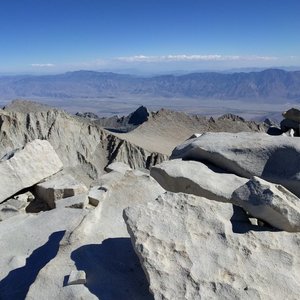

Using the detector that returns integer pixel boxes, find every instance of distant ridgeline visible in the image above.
[0,69,299,102]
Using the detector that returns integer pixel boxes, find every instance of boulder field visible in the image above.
[171,132,300,197]
[0,101,300,299]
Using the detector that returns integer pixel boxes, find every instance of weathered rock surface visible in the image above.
[67,270,87,285]
[151,160,300,232]
[0,195,88,282]
[0,101,295,299]
[232,176,300,232]
[105,161,132,174]
[124,192,300,300]
[0,139,63,203]
[171,132,300,197]
[88,186,107,207]
[151,159,247,202]
[0,192,33,221]
[25,167,164,300]
[35,173,88,209]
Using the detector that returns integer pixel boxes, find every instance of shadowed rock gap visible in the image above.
[230,205,280,233]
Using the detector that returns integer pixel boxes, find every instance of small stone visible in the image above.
[105,162,132,174]
[35,173,88,209]
[67,270,86,285]
[88,186,107,207]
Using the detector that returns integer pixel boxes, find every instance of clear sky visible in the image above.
[0,0,299,74]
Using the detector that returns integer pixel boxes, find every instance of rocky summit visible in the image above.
[0,100,300,300]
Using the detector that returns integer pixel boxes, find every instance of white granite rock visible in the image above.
[25,169,164,300]
[186,133,202,140]
[35,173,88,208]
[151,159,247,202]
[55,194,89,210]
[67,270,86,285]
[232,176,300,232]
[14,191,35,202]
[0,192,35,221]
[0,139,63,203]
[0,106,167,187]
[0,196,88,281]
[105,161,132,174]
[88,186,107,207]
[124,192,300,300]
[171,132,300,197]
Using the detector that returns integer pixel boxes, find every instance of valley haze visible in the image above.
[0,68,299,122]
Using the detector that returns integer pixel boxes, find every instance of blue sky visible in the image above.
[0,0,299,74]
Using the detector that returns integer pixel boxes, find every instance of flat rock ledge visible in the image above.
[124,192,300,300]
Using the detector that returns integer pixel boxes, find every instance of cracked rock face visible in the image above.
[124,192,300,300]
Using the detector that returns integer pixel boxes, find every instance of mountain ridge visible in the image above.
[0,69,299,102]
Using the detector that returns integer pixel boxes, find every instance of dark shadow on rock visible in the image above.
[230,205,280,234]
[261,147,300,197]
[0,230,65,300]
[71,237,153,300]
[104,127,131,133]
[63,275,69,287]
[262,147,300,180]
[266,126,282,136]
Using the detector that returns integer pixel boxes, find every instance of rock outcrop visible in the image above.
[0,192,34,221]
[280,107,300,136]
[124,192,300,300]
[35,173,88,209]
[105,161,132,174]
[116,109,267,155]
[0,139,63,203]
[91,105,150,132]
[171,132,300,197]
[25,167,164,300]
[232,176,300,232]
[282,107,300,123]
[0,101,167,184]
[151,159,247,202]
[151,159,300,232]
[1,101,299,300]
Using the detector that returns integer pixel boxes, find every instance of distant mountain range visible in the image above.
[0,69,299,102]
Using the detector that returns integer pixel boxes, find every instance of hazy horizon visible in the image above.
[1,66,300,77]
